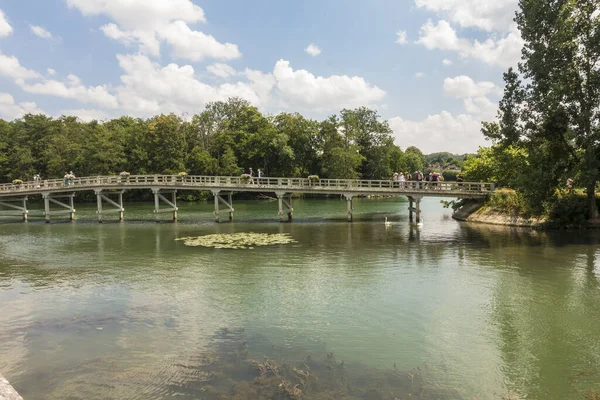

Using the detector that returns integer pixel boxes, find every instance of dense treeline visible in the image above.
[0,98,429,184]
[462,0,600,223]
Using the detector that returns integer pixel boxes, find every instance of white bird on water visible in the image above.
[385,217,391,226]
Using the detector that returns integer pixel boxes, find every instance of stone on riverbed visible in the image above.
[0,374,23,400]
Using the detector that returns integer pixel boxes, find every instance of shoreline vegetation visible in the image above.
[450,189,600,229]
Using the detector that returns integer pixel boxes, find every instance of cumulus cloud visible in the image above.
[161,21,240,62]
[415,72,425,78]
[395,30,408,45]
[389,111,489,154]
[416,20,523,68]
[0,93,44,120]
[17,74,119,109]
[305,44,321,57]
[114,54,262,115]
[272,60,385,110]
[415,0,517,32]
[68,0,240,62]
[0,51,41,80]
[443,75,496,98]
[47,68,56,76]
[0,9,12,37]
[207,63,236,78]
[30,25,52,39]
[442,59,453,66]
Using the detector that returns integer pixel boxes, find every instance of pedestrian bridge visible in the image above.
[0,175,494,223]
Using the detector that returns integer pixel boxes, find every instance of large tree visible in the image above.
[487,0,600,220]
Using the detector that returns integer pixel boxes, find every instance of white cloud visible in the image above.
[161,20,240,62]
[395,30,408,45]
[0,93,44,120]
[417,20,462,51]
[68,0,240,62]
[114,54,262,115]
[442,59,453,66]
[47,68,56,76]
[30,25,52,39]
[66,0,206,27]
[0,9,12,37]
[463,96,497,117]
[101,23,160,57]
[389,111,489,154]
[443,75,496,98]
[415,72,425,78]
[18,74,118,109]
[416,20,523,68]
[415,0,518,32]
[0,51,41,80]
[305,44,322,57]
[272,59,385,110]
[207,63,236,78]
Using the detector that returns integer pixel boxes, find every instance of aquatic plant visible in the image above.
[176,232,297,249]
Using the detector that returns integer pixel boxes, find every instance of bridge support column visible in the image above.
[95,189,125,223]
[212,190,234,222]
[42,192,76,223]
[275,191,293,222]
[0,197,29,221]
[152,189,178,222]
[344,194,354,222]
[407,195,423,223]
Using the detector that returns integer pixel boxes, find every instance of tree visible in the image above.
[508,0,600,221]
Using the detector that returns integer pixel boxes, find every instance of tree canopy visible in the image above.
[0,99,428,185]
[466,0,600,221]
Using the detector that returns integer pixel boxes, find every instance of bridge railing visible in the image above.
[0,175,495,194]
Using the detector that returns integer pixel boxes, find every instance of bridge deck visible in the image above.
[0,175,493,198]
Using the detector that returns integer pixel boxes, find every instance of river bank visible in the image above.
[452,189,600,229]
[452,200,546,228]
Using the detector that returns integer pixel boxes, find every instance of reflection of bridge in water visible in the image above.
[0,175,494,223]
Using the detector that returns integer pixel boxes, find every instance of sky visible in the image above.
[0,0,523,154]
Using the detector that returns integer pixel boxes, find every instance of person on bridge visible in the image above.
[69,171,76,185]
[64,173,69,186]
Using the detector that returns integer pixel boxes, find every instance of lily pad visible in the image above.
[176,232,297,249]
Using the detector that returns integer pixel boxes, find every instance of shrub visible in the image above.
[442,170,459,181]
[486,189,532,217]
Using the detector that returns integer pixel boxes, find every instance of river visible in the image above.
[0,197,599,399]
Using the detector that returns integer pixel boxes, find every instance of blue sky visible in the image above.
[0,0,522,153]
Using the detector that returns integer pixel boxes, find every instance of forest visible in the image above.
[0,99,429,184]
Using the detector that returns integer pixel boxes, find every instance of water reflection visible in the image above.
[1,199,600,399]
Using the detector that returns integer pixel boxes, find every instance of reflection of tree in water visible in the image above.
[484,229,600,399]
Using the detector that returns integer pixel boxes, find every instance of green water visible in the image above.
[0,197,599,399]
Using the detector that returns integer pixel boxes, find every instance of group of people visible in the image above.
[248,168,263,178]
[391,171,463,189]
[63,171,76,185]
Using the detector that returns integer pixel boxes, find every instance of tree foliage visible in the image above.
[481,0,600,220]
[0,98,425,185]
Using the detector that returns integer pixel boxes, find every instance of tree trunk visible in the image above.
[587,182,599,222]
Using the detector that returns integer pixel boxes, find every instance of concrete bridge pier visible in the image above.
[275,191,293,222]
[344,194,354,222]
[95,189,125,222]
[42,192,76,223]
[152,189,178,222]
[212,190,234,222]
[0,196,29,221]
[407,195,423,223]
